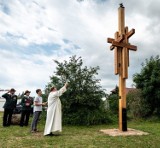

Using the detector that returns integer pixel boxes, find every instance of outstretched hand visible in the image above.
[65,81,69,87]
[42,102,47,106]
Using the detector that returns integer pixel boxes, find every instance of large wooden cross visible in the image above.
[107,4,137,131]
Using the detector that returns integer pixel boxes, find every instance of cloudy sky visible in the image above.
[0,0,160,96]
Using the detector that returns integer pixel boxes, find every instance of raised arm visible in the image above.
[56,82,68,97]
[2,92,9,99]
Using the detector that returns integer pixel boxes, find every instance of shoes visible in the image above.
[31,129,40,133]
[46,132,60,136]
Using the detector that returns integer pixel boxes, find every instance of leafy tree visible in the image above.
[133,55,160,116]
[107,85,119,115]
[127,89,150,118]
[45,56,110,125]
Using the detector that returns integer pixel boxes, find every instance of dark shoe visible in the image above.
[48,133,60,136]
[46,133,54,136]
[35,129,40,132]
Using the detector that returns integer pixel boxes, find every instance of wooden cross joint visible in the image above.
[107,28,137,51]
[107,27,137,78]
[112,41,137,51]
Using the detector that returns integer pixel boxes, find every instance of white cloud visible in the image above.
[0,0,160,96]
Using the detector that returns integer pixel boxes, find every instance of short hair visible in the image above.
[50,87,55,92]
[36,89,41,94]
[10,88,16,92]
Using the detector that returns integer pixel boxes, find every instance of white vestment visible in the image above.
[44,86,66,135]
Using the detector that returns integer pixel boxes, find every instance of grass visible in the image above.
[0,112,160,148]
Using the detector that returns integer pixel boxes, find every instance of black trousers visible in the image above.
[20,110,30,126]
[3,109,13,126]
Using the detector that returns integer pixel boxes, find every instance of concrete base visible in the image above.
[100,128,149,136]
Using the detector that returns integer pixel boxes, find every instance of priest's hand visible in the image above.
[65,80,69,87]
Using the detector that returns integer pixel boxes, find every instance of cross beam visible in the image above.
[107,37,137,51]
[106,4,137,131]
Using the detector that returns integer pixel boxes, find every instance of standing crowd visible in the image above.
[1,81,68,136]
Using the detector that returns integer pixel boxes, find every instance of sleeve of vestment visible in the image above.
[56,86,67,97]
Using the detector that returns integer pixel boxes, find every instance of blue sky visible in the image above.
[0,0,160,96]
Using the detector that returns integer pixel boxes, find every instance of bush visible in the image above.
[63,107,111,125]
[127,89,150,118]
[107,86,119,116]
[45,56,110,125]
[108,94,119,115]
[133,55,160,116]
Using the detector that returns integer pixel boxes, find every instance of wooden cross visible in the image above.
[107,4,137,131]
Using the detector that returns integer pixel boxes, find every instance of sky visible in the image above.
[0,0,160,97]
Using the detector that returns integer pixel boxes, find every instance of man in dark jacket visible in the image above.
[2,88,17,127]
[20,90,33,126]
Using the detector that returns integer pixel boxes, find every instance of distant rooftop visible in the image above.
[110,87,137,95]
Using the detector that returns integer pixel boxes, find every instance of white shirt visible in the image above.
[33,96,42,112]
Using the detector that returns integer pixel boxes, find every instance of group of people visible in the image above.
[1,81,68,136]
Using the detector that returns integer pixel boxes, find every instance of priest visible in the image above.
[44,82,68,136]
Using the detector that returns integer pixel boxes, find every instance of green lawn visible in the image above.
[0,113,160,148]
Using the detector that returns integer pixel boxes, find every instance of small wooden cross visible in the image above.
[107,4,137,131]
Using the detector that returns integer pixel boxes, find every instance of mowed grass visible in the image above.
[0,112,160,148]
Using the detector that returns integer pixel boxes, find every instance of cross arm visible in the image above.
[112,41,137,51]
[107,38,114,43]
[107,34,124,43]
[127,29,135,39]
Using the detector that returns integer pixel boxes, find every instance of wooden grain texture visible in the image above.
[107,5,137,131]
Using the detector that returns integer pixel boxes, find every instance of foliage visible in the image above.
[45,55,109,125]
[107,85,119,115]
[127,89,150,118]
[133,55,160,116]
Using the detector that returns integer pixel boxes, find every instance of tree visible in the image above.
[133,55,160,116]
[45,56,110,125]
[127,89,149,118]
[107,85,119,115]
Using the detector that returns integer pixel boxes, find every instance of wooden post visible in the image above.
[118,5,127,131]
[107,4,137,132]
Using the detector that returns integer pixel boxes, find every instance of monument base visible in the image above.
[100,128,148,136]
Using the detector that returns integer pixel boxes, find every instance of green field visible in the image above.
[0,112,160,148]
